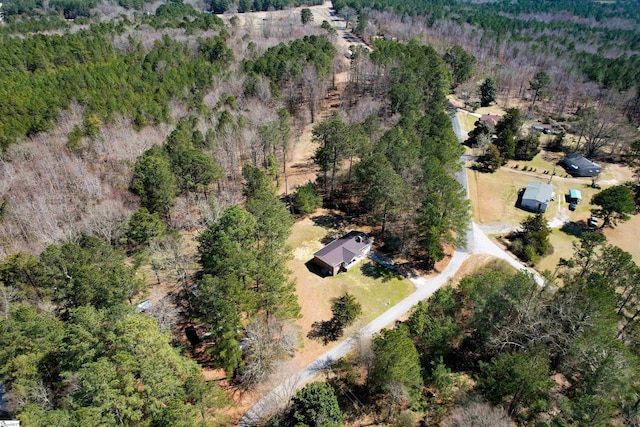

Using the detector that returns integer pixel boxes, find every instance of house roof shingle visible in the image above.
[314,231,371,267]
[480,114,502,127]
[563,153,601,172]
[522,181,553,204]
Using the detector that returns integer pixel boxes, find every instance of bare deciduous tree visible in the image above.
[83,198,131,244]
[149,233,195,292]
[573,106,620,158]
[441,399,513,427]
[151,294,180,334]
[239,316,299,390]
[0,284,17,319]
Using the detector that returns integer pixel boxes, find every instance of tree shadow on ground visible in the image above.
[360,262,398,283]
[514,188,525,209]
[307,319,343,345]
[561,221,587,237]
[312,214,345,230]
[312,214,350,245]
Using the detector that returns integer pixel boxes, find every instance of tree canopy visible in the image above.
[0,304,224,425]
[288,382,343,427]
[443,45,475,87]
[196,165,299,377]
[591,185,635,228]
[38,236,145,313]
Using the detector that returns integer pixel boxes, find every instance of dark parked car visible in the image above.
[569,201,578,211]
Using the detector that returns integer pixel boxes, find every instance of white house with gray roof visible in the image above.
[521,181,554,213]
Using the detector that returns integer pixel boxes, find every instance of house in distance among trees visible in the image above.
[520,181,554,213]
[480,114,502,128]
[313,231,372,276]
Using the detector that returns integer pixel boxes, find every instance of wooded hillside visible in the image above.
[1,0,640,425]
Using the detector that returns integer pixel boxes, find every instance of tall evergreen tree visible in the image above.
[444,45,475,87]
[131,148,178,219]
[371,326,424,407]
[480,77,497,107]
[312,112,348,200]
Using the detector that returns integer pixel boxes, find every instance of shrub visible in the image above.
[523,244,540,264]
[292,182,322,214]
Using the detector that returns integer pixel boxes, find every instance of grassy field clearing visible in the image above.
[469,151,618,227]
[604,215,640,264]
[458,111,480,133]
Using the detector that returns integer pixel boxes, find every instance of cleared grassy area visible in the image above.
[468,166,542,226]
[475,105,506,116]
[288,212,414,353]
[506,151,564,175]
[537,228,578,274]
[324,261,413,323]
[604,215,640,264]
[469,155,607,228]
[458,111,480,133]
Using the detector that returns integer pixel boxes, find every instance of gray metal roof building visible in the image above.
[521,181,554,213]
[562,153,601,177]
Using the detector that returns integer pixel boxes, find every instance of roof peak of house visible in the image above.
[313,231,372,267]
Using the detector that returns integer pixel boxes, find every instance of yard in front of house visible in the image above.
[287,210,414,369]
[468,150,625,228]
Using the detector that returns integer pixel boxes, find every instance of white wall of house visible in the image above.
[521,199,548,212]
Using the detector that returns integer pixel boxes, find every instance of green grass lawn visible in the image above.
[324,261,414,324]
[537,228,578,275]
[289,214,415,338]
[506,151,563,174]
[458,111,480,133]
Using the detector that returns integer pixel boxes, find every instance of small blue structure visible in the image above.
[569,189,582,201]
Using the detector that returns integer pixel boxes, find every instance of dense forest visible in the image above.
[1,0,325,20]
[0,1,337,424]
[1,0,640,425]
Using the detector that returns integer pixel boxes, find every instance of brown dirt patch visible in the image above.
[279,72,348,196]
[604,214,640,264]
[450,254,501,283]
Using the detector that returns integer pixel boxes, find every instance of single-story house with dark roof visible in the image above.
[521,181,554,213]
[313,231,372,276]
[531,123,562,134]
[562,153,601,177]
[480,114,502,128]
